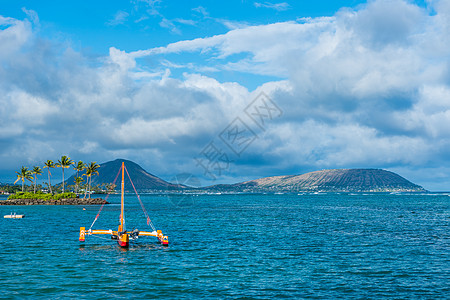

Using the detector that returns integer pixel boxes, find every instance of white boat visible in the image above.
[4,213,25,219]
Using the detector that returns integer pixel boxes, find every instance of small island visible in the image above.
[1,195,108,206]
[2,155,109,206]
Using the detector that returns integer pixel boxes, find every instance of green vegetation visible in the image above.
[84,162,100,199]
[57,155,74,193]
[32,166,42,193]
[14,166,33,192]
[0,184,21,194]
[73,161,85,194]
[5,155,103,201]
[8,192,77,201]
[43,160,55,194]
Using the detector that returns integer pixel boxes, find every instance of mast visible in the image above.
[120,161,125,231]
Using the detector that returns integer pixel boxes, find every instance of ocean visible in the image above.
[0,193,448,299]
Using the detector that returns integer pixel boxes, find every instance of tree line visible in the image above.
[13,155,101,199]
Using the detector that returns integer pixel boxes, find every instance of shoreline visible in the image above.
[0,198,109,205]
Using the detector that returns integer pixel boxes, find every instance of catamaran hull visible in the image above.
[117,230,129,248]
[158,237,169,246]
[117,240,129,247]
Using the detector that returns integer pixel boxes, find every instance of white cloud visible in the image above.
[109,47,136,70]
[192,6,209,17]
[10,91,58,126]
[254,2,291,11]
[348,0,425,48]
[0,16,32,58]
[107,10,129,26]
[216,19,250,30]
[159,18,181,34]
[21,7,39,26]
[174,18,196,26]
[1,0,450,189]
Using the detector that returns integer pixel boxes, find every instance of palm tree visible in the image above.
[57,155,74,193]
[14,166,33,192]
[75,176,84,194]
[73,161,85,194]
[85,162,100,199]
[105,183,116,193]
[43,160,55,194]
[32,166,42,193]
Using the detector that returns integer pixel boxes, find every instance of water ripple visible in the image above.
[0,194,448,298]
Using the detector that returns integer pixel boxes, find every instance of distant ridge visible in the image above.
[67,161,425,193]
[67,159,183,191]
[210,169,426,193]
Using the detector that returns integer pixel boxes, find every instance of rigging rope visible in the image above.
[90,234,112,241]
[89,166,122,231]
[124,165,156,232]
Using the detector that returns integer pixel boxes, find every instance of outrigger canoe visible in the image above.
[79,162,168,247]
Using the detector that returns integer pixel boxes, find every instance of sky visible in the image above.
[1,0,450,190]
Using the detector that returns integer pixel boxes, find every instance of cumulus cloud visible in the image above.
[1,0,450,189]
[0,16,32,59]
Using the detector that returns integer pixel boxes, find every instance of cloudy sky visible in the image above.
[1,0,450,190]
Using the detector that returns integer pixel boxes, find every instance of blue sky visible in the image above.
[1,0,450,190]
[2,0,378,89]
[3,1,370,51]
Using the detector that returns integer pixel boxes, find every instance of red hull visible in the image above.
[159,237,169,246]
[117,240,129,247]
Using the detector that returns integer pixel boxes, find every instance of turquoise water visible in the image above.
[0,193,448,299]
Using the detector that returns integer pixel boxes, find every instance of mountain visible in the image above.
[67,159,183,191]
[209,169,426,193]
[67,160,426,193]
